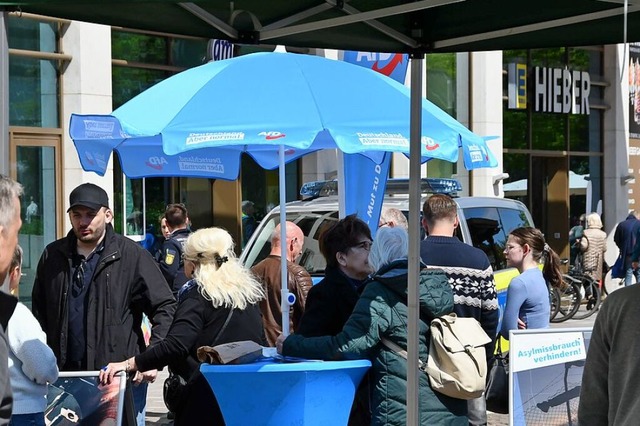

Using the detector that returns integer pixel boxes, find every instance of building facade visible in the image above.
[0,13,633,305]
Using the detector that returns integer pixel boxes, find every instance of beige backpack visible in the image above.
[382,313,491,400]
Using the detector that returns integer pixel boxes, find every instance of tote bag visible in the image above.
[485,342,509,414]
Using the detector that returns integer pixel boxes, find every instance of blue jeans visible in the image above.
[625,266,640,286]
[131,382,148,426]
[9,413,45,426]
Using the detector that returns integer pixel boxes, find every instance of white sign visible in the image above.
[511,331,586,372]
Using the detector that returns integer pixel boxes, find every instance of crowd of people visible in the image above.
[2,172,635,425]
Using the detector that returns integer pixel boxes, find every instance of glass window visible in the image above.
[172,38,208,68]
[462,207,532,271]
[503,153,530,207]
[503,110,528,149]
[7,17,57,53]
[242,209,339,275]
[112,31,168,64]
[16,145,58,309]
[462,207,507,271]
[426,53,456,116]
[531,113,566,150]
[112,67,169,110]
[9,57,59,127]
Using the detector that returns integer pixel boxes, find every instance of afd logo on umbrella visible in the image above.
[259,131,286,140]
[421,137,440,151]
[146,156,168,170]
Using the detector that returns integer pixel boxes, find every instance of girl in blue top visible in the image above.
[500,227,562,339]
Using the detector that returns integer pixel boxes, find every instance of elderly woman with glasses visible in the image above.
[277,226,464,426]
[296,214,373,339]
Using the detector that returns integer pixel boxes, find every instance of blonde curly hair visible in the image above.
[183,227,264,309]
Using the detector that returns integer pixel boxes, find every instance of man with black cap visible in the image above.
[31,183,176,426]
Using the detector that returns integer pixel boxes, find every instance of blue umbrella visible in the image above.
[69,51,497,337]
[71,52,496,169]
[70,115,319,179]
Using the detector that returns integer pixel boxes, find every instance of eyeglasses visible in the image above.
[352,240,374,251]
[379,221,389,228]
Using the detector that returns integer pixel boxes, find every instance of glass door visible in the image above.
[9,132,62,307]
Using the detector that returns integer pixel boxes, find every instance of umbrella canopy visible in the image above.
[2,0,637,53]
[70,52,497,170]
[69,52,495,343]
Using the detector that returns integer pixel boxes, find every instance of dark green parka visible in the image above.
[283,260,468,426]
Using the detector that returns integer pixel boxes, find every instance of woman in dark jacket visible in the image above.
[100,227,266,425]
[277,227,467,425]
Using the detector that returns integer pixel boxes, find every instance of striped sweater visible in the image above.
[420,235,499,357]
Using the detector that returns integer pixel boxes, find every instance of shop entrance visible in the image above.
[531,156,570,260]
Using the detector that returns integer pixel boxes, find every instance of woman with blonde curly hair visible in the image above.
[99,227,266,425]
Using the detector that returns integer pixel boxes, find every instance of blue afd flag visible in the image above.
[342,51,408,236]
[343,152,392,234]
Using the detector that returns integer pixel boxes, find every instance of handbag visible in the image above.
[611,255,625,279]
[485,340,509,414]
[162,307,234,412]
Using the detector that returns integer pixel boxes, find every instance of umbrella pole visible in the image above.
[279,145,290,337]
[407,54,424,426]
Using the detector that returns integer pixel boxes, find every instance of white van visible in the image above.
[241,179,534,294]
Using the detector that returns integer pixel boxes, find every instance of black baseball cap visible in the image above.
[67,183,110,212]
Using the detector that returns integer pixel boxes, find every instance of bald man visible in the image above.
[251,222,313,346]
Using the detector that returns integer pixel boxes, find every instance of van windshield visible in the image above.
[242,210,339,276]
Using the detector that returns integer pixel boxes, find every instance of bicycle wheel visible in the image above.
[572,274,602,320]
[549,284,560,321]
[550,276,581,323]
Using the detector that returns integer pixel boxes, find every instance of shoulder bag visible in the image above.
[163,307,234,412]
[485,340,509,414]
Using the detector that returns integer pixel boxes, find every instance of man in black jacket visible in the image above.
[32,183,176,426]
[0,174,23,425]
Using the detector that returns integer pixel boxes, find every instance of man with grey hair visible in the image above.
[0,174,24,425]
[379,207,408,230]
[251,221,312,346]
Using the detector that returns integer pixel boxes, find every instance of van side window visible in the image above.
[462,207,532,271]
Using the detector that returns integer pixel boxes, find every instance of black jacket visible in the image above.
[31,224,177,370]
[296,266,361,338]
[158,228,191,293]
[135,282,266,426]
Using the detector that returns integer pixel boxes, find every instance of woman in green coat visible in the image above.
[277,226,467,425]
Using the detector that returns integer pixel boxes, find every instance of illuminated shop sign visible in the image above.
[508,64,591,115]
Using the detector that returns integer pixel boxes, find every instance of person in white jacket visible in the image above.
[6,245,58,426]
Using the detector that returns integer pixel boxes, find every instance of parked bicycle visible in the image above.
[549,275,581,323]
[569,253,604,320]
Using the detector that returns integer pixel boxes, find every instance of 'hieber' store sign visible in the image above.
[508,63,591,115]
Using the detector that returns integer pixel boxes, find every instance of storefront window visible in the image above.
[531,113,566,150]
[504,110,528,149]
